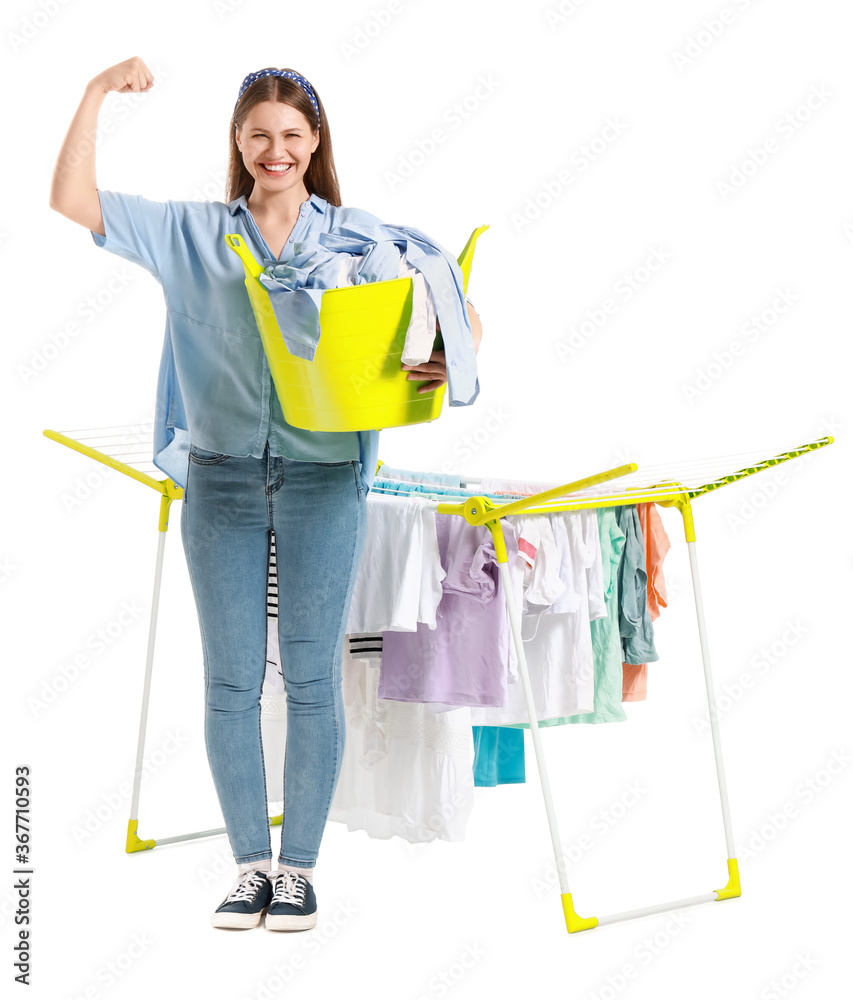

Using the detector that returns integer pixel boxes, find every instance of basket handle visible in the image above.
[224,233,264,279]
[456,224,489,294]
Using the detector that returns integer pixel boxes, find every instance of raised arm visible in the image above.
[49,57,155,234]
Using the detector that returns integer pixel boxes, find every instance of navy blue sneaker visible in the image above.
[211,869,273,929]
[265,870,318,931]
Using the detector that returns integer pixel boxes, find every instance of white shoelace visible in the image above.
[224,870,269,903]
[270,870,307,906]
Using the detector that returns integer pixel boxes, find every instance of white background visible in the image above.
[3,0,851,996]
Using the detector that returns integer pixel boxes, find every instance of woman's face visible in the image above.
[236,100,320,196]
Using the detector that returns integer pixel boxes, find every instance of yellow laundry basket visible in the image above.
[225,224,488,432]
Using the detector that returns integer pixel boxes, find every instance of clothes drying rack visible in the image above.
[42,423,834,934]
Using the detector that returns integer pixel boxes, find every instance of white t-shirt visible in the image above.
[346,493,445,633]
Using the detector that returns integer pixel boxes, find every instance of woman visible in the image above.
[49,57,483,933]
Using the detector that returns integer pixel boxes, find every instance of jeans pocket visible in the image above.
[189,443,230,465]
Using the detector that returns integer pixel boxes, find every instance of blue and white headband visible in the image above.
[234,68,321,128]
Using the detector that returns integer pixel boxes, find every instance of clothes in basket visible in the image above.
[256,222,480,410]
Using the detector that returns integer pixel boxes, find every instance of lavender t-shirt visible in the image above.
[378,512,519,708]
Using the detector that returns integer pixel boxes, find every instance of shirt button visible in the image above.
[289,237,294,242]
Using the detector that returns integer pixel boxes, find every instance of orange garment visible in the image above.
[622,663,648,701]
[622,503,671,701]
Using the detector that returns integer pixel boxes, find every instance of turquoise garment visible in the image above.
[472,726,525,785]
[89,189,479,492]
[505,506,628,729]
[614,504,660,665]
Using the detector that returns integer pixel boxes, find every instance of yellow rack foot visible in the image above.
[269,813,283,827]
[714,858,741,900]
[126,819,156,853]
[561,893,599,933]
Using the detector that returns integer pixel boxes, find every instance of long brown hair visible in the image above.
[225,69,342,207]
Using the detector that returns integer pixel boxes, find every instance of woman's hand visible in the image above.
[401,349,447,393]
[91,57,155,96]
[401,302,481,392]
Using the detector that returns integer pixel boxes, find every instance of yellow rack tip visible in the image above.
[126,819,156,853]
[715,858,742,900]
[561,892,599,933]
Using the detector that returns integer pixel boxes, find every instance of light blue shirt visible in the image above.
[89,189,480,493]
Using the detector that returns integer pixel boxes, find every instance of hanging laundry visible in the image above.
[470,510,605,725]
[639,502,670,620]
[346,493,444,633]
[348,633,383,660]
[472,726,526,786]
[263,529,284,695]
[326,643,476,843]
[614,504,659,703]
[621,503,672,701]
[364,475,533,693]
[379,514,519,709]
[503,506,627,729]
[517,513,567,612]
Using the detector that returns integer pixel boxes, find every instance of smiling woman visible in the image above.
[47,57,483,938]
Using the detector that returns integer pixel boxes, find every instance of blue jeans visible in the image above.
[180,442,368,867]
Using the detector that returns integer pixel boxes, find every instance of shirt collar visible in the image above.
[226,191,327,216]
